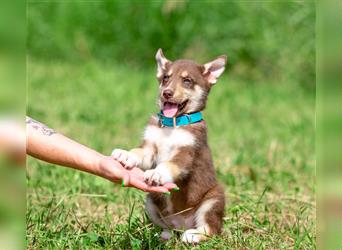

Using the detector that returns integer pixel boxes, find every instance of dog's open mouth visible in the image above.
[162,100,188,118]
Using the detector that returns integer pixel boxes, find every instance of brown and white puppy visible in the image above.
[112,49,227,244]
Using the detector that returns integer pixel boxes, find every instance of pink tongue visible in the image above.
[163,103,179,118]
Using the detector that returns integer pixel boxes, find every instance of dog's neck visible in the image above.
[158,111,203,128]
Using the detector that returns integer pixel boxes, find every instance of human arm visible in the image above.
[26,117,176,193]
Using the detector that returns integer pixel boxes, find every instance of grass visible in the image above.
[26,59,315,249]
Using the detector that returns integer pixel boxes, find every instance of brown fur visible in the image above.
[145,118,225,234]
[113,49,227,243]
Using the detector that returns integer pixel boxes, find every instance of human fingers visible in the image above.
[162,182,179,191]
[126,176,171,193]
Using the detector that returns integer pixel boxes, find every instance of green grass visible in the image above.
[27,1,315,88]
[27,59,315,249]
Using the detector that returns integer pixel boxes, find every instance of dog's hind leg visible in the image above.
[145,195,173,241]
[160,229,172,241]
[181,185,225,244]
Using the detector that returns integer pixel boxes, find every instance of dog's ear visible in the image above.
[203,55,227,84]
[156,48,171,78]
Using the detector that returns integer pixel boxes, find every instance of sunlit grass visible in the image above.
[27,59,315,249]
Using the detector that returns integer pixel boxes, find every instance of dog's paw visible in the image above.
[111,149,139,169]
[181,229,206,244]
[160,230,172,241]
[143,169,166,186]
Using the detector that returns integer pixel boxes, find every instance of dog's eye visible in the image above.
[162,75,169,84]
[183,78,192,86]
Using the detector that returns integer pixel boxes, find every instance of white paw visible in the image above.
[111,149,139,169]
[160,230,172,241]
[181,229,205,244]
[143,169,165,186]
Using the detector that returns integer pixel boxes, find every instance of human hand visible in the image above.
[98,156,178,193]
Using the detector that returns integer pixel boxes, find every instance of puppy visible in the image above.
[112,49,227,244]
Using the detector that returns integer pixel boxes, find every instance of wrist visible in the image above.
[91,154,107,177]
[95,155,122,182]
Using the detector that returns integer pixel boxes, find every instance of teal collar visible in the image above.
[158,111,203,127]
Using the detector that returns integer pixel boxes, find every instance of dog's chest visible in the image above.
[144,125,195,164]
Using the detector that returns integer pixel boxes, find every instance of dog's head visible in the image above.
[155,49,227,118]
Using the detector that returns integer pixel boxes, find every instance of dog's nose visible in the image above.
[163,89,174,99]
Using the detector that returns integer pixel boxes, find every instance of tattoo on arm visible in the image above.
[26,117,57,136]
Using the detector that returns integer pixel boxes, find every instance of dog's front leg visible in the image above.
[111,142,156,170]
[129,145,156,170]
[144,147,194,186]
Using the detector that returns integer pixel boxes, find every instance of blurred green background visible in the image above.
[28,1,315,88]
[27,1,315,249]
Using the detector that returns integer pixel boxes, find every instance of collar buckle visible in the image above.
[173,117,177,128]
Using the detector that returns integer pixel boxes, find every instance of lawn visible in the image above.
[26,59,315,249]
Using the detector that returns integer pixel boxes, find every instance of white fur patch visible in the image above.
[156,49,170,78]
[139,146,155,170]
[203,56,226,84]
[156,163,173,183]
[143,162,173,185]
[207,67,225,84]
[195,199,218,229]
[187,85,205,113]
[144,125,195,164]
[111,149,139,169]
[181,228,205,244]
